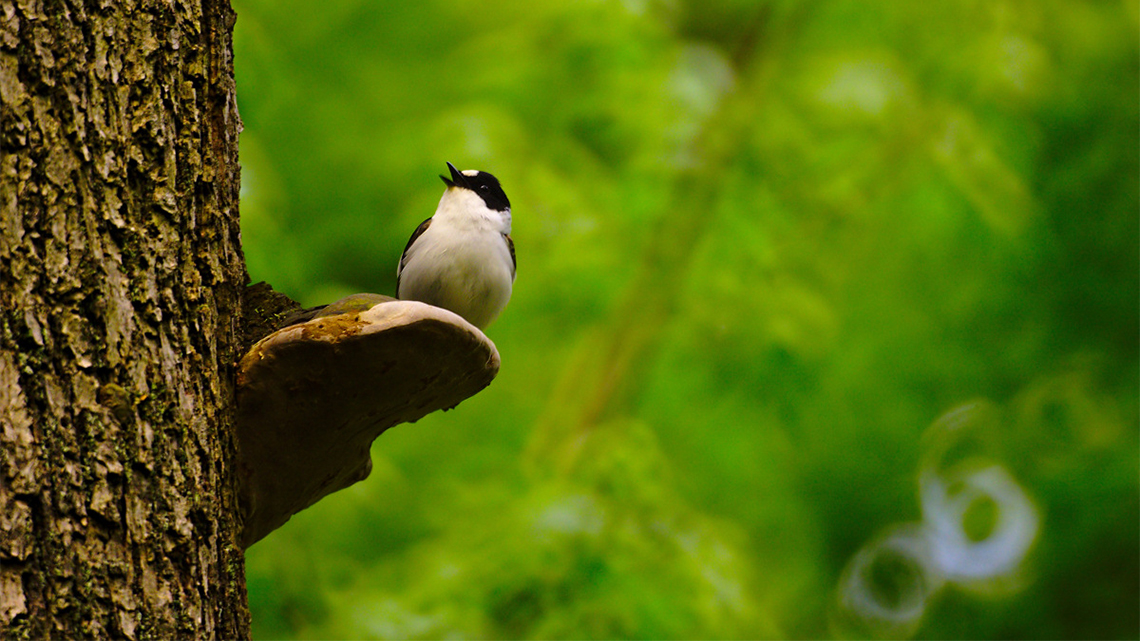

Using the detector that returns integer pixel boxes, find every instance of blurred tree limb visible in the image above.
[524,6,793,476]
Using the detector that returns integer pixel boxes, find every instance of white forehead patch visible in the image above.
[461,169,479,177]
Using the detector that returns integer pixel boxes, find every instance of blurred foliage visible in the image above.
[234,0,1138,638]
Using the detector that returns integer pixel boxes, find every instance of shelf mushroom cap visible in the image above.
[235,297,500,548]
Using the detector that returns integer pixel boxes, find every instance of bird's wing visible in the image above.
[504,233,516,279]
[397,217,433,287]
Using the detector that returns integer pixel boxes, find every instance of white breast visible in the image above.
[397,189,514,329]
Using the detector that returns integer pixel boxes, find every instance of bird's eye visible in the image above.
[479,185,489,191]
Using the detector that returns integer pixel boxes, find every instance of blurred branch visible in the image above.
[524,9,779,476]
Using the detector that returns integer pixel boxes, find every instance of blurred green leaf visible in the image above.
[236,0,1138,638]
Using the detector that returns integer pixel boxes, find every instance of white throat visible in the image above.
[434,188,511,234]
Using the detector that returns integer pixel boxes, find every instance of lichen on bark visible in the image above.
[0,0,250,637]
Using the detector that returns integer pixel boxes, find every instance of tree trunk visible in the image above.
[0,0,250,637]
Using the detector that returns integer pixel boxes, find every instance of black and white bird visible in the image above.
[396,162,515,329]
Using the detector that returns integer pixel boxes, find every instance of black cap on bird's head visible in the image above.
[440,161,511,212]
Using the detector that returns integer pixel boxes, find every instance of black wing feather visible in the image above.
[505,233,516,279]
[397,217,433,293]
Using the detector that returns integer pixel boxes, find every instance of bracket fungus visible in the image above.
[235,296,500,548]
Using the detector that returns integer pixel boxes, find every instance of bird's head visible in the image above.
[440,161,511,214]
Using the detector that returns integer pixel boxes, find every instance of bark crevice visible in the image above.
[0,0,250,637]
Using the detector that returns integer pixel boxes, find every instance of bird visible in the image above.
[276,163,514,331]
[396,162,515,329]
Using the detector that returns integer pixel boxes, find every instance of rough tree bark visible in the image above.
[0,0,250,637]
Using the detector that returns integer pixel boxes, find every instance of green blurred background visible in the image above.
[233,0,1139,638]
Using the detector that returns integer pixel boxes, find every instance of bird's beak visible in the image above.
[440,162,467,189]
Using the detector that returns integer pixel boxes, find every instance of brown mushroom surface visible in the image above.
[235,298,499,548]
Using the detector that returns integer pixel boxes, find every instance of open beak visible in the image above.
[440,162,467,189]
